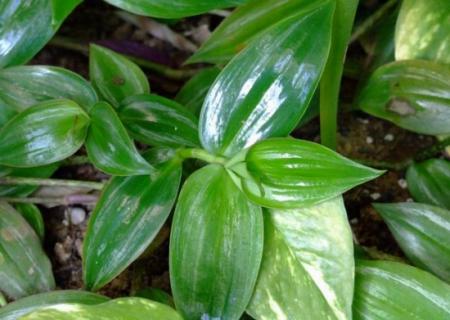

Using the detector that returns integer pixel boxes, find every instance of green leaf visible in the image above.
[20,297,183,320]
[232,138,382,209]
[199,1,333,157]
[188,0,322,64]
[353,260,450,319]
[50,0,82,30]
[0,99,90,167]
[83,149,181,291]
[0,290,109,320]
[170,165,263,320]
[175,67,221,116]
[15,204,45,241]
[395,0,450,64]
[134,288,174,307]
[89,44,149,108]
[406,159,450,210]
[0,66,98,112]
[0,100,17,128]
[247,197,354,320]
[103,0,247,19]
[0,202,54,299]
[357,60,450,135]
[119,94,200,147]
[374,202,450,282]
[86,101,153,176]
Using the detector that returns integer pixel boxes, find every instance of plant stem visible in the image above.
[177,148,227,165]
[0,194,98,206]
[0,177,104,190]
[349,0,398,44]
[63,155,91,166]
[49,36,198,80]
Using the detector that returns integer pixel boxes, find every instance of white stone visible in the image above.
[69,207,86,225]
[384,134,394,141]
[366,136,374,144]
[398,179,408,189]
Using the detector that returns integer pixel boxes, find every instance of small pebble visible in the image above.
[69,207,86,225]
[406,198,414,202]
[350,218,358,225]
[384,134,394,142]
[398,179,408,189]
[54,243,71,264]
[366,136,374,144]
[358,118,369,124]
[370,192,381,200]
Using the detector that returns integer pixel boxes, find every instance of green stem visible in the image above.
[0,194,98,205]
[0,177,104,190]
[177,148,227,165]
[49,36,198,80]
[349,0,398,44]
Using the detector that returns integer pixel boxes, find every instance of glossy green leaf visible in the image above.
[0,100,17,128]
[248,197,354,320]
[86,101,153,176]
[89,44,149,108]
[231,138,382,209]
[83,148,181,291]
[50,0,82,29]
[353,260,450,319]
[0,290,109,320]
[103,0,246,19]
[15,204,45,241]
[199,1,333,157]
[20,297,183,320]
[374,202,450,282]
[189,0,322,64]
[357,60,450,135]
[0,66,98,112]
[0,99,90,167]
[175,67,221,116]
[119,94,200,147]
[170,165,263,320]
[406,159,450,210]
[134,288,174,307]
[395,0,450,64]
[0,202,54,299]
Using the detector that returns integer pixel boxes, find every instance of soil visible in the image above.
[27,0,438,298]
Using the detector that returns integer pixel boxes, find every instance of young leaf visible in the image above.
[0,290,109,320]
[199,1,334,157]
[0,202,55,299]
[374,202,450,282]
[175,67,221,116]
[86,101,154,176]
[89,44,149,108]
[233,138,382,209]
[247,197,354,320]
[0,66,98,112]
[20,298,183,320]
[50,0,83,29]
[103,0,246,19]
[119,94,200,147]
[395,0,450,64]
[15,203,45,241]
[188,0,322,64]
[170,165,263,320]
[353,260,450,319]
[0,99,90,167]
[357,60,450,135]
[83,149,181,291]
[406,159,450,210]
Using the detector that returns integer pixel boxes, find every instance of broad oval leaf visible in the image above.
[0,290,109,320]
[0,99,90,167]
[83,149,181,291]
[86,101,153,176]
[175,67,221,116]
[247,197,354,320]
[0,100,17,127]
[189,0,321,64]
[15,204,45,241]
[199,1,334,157]
[374,202,450,282]
[353,260,450,319]
[406,159,450,210]
[357,60,450,135]
[0,202,54,299]
[234,138,382,209]
[20,297,183,320]
[170,164,263,320]
[119,94,200,147]
[89,44,149,108]
[395,0,450,64]
[0,66,98,112]
[103,0,247,19]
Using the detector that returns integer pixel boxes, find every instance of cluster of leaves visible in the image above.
[0,0,450,319]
